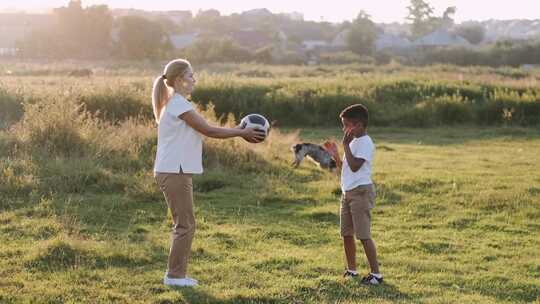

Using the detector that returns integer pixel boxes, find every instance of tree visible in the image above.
[442,6,456,27]
[53,0,86,57]
[254,46,274,64]
[346,11,377,56]
[84,5,113,57]
[455,24,486,45]
[196,9,220,19]
[53,0,113,58]
[115,16,171,59]
[191,9,229,35]
[406,0,435,39]
[18,0,113,59]
[428,6,456,30]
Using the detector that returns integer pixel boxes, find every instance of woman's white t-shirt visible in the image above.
[154,93,203,174]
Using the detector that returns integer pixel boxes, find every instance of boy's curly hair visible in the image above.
[340,104,369,127]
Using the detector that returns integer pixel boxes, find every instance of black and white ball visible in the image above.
[240,114,270,143]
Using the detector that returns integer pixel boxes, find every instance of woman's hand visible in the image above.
[182,111,263,140]
[242,128,266,143]
[324,140,342,172]
[323,141,339,160]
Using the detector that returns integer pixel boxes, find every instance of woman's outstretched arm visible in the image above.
[181,110,265,142]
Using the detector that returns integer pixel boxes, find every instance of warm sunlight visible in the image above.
[4,0,540,22]
[1,0,539,303]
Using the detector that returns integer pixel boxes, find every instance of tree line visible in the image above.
[13,0,540,67]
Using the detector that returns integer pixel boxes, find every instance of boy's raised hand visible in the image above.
[342,127,354,146]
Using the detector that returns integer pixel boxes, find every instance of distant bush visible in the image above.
[79,86,152,123]
[398,95,474,127]
[319,51,362,65]
[417,40,540,67]
[12,95,95,157]
[0,87,24,130]
[192,76,540,127]
[273,51,307,65]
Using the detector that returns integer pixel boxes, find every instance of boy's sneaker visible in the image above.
[361,273,383,285]
[163,275,198,287]
[343,270,359,278]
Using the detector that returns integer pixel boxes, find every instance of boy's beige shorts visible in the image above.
[340,184,376,240]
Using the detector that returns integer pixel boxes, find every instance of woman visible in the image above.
[152,59,264,287]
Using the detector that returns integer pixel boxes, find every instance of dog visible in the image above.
[291,143,337,171]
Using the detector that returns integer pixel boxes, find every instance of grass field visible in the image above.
[1,62,539,303]
[1,125,539,303]
[2,62,540,128]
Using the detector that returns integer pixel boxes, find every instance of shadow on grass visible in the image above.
[23,239,160,272]
[292,279,412,303]
[162,288,283,304]
[163,279,411,304]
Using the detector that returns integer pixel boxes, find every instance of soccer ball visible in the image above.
[240,114,270,143]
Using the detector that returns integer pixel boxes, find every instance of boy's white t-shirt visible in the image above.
[341,135,375,192]
[154,93,203,174]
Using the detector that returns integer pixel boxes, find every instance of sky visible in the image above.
[2,0,540,23]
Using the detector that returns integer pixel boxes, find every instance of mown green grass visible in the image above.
[1,125,539,304]
[1,63,539,303]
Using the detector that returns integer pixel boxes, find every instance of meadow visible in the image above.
[0,62,539,303]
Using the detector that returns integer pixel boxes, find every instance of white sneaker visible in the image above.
[361,273,384,285]
[187,277,198,283]
[163,276,198,287]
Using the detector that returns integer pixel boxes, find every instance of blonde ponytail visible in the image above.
[152,75,169,123]
[151,59,192,123]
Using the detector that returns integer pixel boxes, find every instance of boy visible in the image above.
[324,104,383,285]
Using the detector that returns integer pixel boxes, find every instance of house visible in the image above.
[279,22,329,46]
[0,13,53,56]
[330,29,349,49]
[483,19,540,41]
[302,40,329,51]
[375,32,412,51]
[0,23,23,56]
[414,28,470,47]
[330,29,413,52]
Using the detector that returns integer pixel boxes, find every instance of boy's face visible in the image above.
[341,117,365,137]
